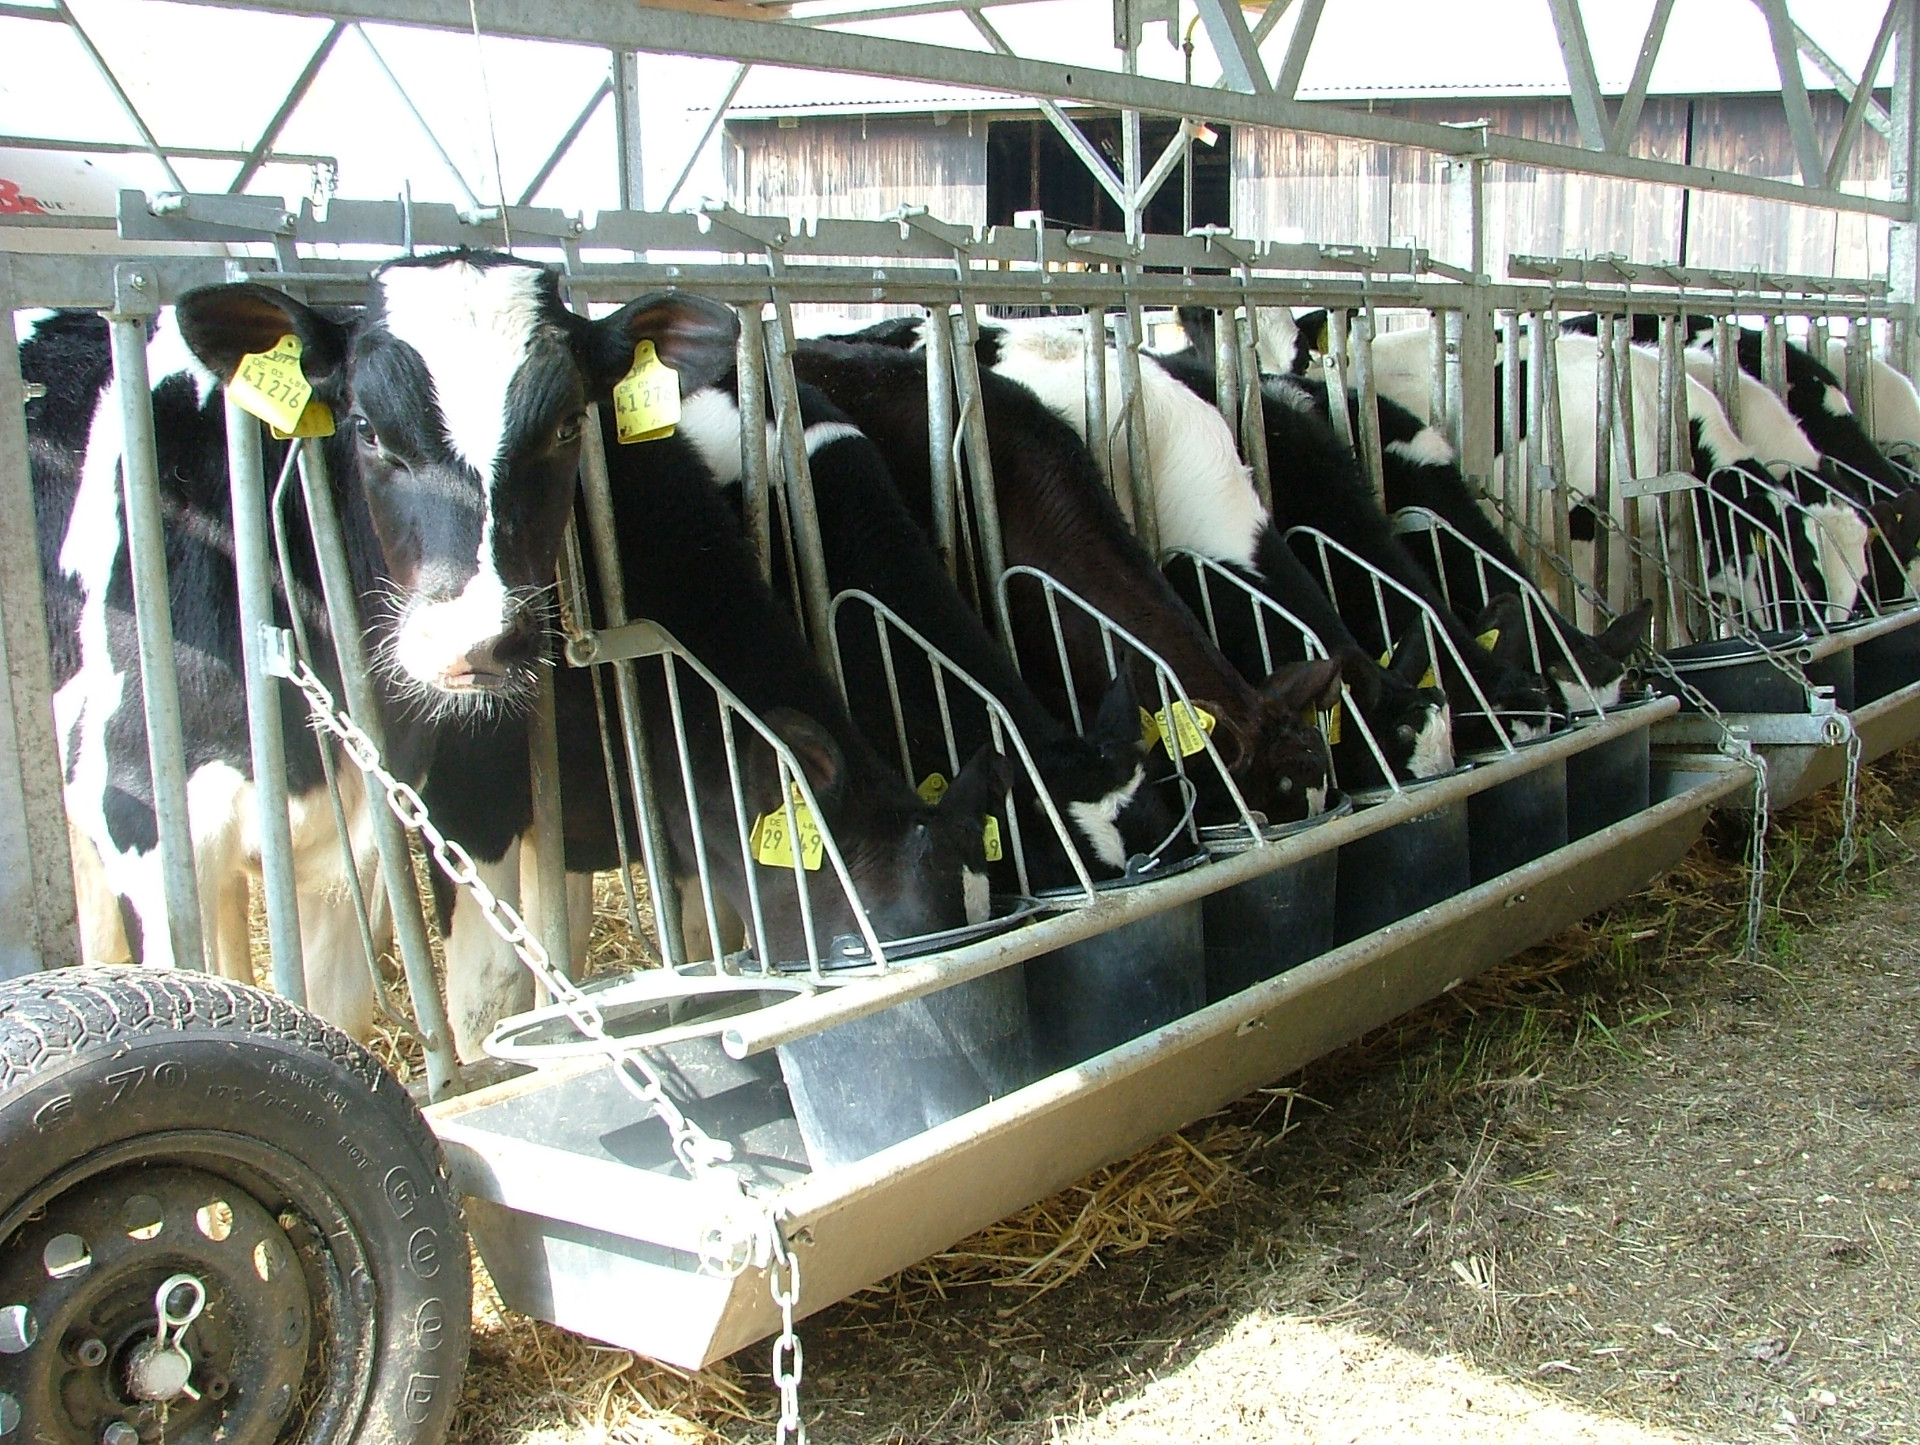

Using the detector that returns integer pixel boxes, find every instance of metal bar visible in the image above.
[761,310,838,675]
[733,305,772,583]
[1133,120,1197,215]
[1082,306,1109,473]
[1540,307,1574,615]
[614,50,645,211]
[1272,0,1323,100]
[168,0,1918,220]
[1211,306,1240,446]
[1592,316,1615,609]
[924,303,961,581]
[352,23,483,212]
[0,134,333,167]
[950,303,1014,643]
[1546,0,1610,151]
[1233,308,1272,511]
[0,3,63,18]
[1429,315,1448,436]
[969,11,1126,208]
[1798,13,1895,139]
[1351,307,1387,507]
[1323,307,1357,454]
[1757,0,1830,186]
[1894,0,1919,384]
[575,406,688,967]
[0,255,77,979]
[1500,309,1522,557]
[517,76,611,208]
[1763,312,1787,399]
[106,298,204,969]
[1826,3,1899,187]
[1609,0,1675,154]
[1113,303,1160,553]
[51,0,186,193]
[1848,317,1876,433]
[295,440,456,1095]
[1191,0,1272,95]
[661,62,749,211]
[229,21,343,193]
[526,664,573,982]
[224,405,305,1004]
[1247,0,1294,48]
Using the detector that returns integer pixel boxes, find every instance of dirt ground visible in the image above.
[450,752,1920,1445]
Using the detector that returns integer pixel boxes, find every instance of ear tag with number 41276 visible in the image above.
[613,339,681,444]
[228,334,333,440]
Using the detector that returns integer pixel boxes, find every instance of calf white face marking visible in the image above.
[1253,306,1300,375]
[376,263,548,693]
[1386,425,1456,468]
[1067,763,1145,871]
[962,868,991,926]
[1408,703,1454,777]
[679,387,746,482]
[13,307,58,345]
[1803,501,1870,621]
[1823,383,1853,417]
[1556,673,1624,714]
[1305,782,1328,817]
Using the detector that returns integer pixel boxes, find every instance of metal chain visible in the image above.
[1746,748,1772,961]
[768,1212,807,1445]
[1838,721,1863,878]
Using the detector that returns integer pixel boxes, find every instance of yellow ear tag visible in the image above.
[1382,647,1437,689]
[612,339,681,444]
[749,785,824,870]
[228,334,333,439]
[1152,702,1216,758]
[981,815,1003,863]
[1139,707,1161,751]
[1321,699,1343,745]
[1476,627,1500,651]
[916,772,948,804]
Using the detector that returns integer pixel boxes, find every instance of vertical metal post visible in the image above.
[1233,308,1273,512]
[1323,308,1358,454]
[1892,0,1920,380]
[1655,312,1684,639]
[925,304,961,580]
[1351,307,1387,508]
[1499,309,1523,558]
[612,50,645,211]
[1452,157,1496,492]
[1592,316,1616,611]
[575,409,687,969]
[1429,317,1449,434]
[1540,309,1574,615]
[1713,315,1743,434]
[1113,300,1160,555]
[1442,309,1464,449]
[949,304,1014,643]
[0,256,78,978]
[762,310,837,676]
[224,404,304,1004]
[525,664,572,984]
[295,440,456,1097]
[1212,306,1240,435]
[1082,306,1109,473]
[1811,314,1832,371]
[1762,313,1787,399]
[1846,317,1876,435]
[734,304,773,584]
[106,278,206,972]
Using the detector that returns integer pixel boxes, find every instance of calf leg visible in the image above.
[67,823,131,964]
[441,836,533,1062]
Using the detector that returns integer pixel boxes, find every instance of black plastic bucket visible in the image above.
[1465,734,1569,885]
[777,963,1036,1170]
[1565,712,1652,840]
[1333,772,1473,943]
[1854,614,1920,702]
[1198,797,1351,1003]
[1651,632,1811,713]
[1025,853,1208,1074]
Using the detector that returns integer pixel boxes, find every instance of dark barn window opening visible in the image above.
[986,115,1231,236]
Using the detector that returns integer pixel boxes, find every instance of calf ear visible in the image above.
[1260,656,1344,715]
[1468,597,1529,671]
[585,291,739,398]
[940,745,1017,824]
[760,708,847,813]
[1090,671,1144,750]
[1591,598,1653,660]
[175,284,350,397]
[1386,623,1434,685]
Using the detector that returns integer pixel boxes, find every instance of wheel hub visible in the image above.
[0,1166,313,1444]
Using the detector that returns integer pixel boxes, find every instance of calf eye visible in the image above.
[350,413,379,448]
[555,412,585,446]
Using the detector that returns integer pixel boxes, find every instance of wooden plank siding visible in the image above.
[1234,94,1888,279]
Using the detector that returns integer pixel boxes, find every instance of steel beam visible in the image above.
[352,23,484,211]
[1271,0,1320,101]
[1827,2,1900,189]
[0,135,334,167]
[1190,0,1271,96]
[1757,0,1829,186]
[1545,0,1609,152]
[1896,1,1920,380]
[1608,0,1674,155]
[661,62,748,210]
[229,20,343,192]
[1796,12,1894,139]
[170,0,1912,220]
[518,76,610,207]
[52,0,186,192]
[614,50,646,211]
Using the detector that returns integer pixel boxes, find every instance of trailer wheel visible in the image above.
[0,966,469,1444]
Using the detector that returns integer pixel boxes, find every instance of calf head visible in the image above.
[752,711,1013,955]
[1541,599,1651,712]
[1337,625,1452,784]
[1450,596,1562,747]
[1031,673,1176,876]
[178,252,738,712]
[1867,487,1920,602]
[1217,657,1344,822]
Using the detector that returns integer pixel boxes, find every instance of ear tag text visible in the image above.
[1145,701,1216,758]
[750,785,824,871]
[613,339,681,444]
[981,814,1003,863]
[229,334,333,439]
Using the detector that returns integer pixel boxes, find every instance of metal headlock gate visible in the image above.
[4,0,1920,1426]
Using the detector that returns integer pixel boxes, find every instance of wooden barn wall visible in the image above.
[1235,94,1889,280]
[725,114,987,228]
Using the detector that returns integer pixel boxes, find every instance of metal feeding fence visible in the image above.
[3,2,1920,1441]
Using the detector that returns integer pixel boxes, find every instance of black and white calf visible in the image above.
[791,336,1343,826]
[22,253,739,1058]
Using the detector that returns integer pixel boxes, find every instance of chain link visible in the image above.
[768,1212,807,1445]
[1838,721,1863,878]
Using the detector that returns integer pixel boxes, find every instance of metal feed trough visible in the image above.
[2,0,1918,1428]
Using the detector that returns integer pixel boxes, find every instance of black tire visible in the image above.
[0,966,470,1444]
